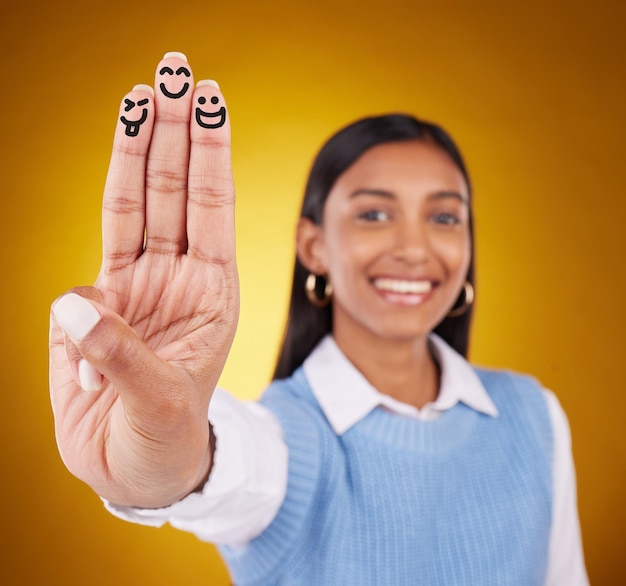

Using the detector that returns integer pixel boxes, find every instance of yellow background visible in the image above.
[1,0,624,583]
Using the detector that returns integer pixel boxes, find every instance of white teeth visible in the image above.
[373,279,433,294]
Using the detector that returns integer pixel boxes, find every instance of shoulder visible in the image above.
[259,368,340,465]
[472,366,561,456]
[473,366,542,392]
[473,366,549,411]
[472,367,567,426]
[260,368,327,428]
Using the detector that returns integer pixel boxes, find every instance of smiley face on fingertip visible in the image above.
[120,97,150,136]
[159,65,191,99]
[195,95,226,129]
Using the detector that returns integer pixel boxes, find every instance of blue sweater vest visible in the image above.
[219,368,553,585]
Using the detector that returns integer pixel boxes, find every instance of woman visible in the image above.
[49,53,587,585]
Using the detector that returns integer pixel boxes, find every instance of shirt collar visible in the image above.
[302,334,499,435]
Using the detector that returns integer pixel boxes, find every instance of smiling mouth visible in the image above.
[120,109,148,137]
[373,278,434,294]
[159,82,190,99]
[195,106,226,129]
[371,278,437,306]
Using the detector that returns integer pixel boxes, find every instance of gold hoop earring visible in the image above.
[447,281,474,318]
[305,273,333,307]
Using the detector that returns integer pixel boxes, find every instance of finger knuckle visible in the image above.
[103,194,144,215]
[146,167,188,194]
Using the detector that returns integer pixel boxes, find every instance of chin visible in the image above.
[365,318,439,344]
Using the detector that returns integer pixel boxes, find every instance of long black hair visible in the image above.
[273,113,475,380]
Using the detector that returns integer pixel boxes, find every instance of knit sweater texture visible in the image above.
[219,367,553,585]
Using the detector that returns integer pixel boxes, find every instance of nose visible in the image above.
[390,219,430,264]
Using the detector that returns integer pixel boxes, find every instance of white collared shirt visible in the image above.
[107,334,588,585]
[305,334,499,433]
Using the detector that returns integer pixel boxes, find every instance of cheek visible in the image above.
[433,232,472,273]
[325,230,388,275]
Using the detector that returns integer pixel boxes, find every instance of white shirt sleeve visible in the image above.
[543,389,589,585]
[104,388,289,547]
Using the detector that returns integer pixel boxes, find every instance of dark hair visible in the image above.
[273,113,475,380]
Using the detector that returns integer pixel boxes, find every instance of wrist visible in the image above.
[95,417,214,508]
[189,422,216,495]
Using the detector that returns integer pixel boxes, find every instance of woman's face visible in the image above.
[300,139,471,345]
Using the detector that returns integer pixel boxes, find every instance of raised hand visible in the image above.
[49,53,239,508]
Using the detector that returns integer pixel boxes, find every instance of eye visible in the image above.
[357,209,391,222]
[430,212,460,226]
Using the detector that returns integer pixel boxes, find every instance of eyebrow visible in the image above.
[428,190,468,204]
[349,188,395,199]
[348,188,468,203]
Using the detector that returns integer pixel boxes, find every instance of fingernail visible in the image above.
[197,79,220,89]
[52,293,101,341]
[163,51,188,61]
[78,359,103,392]
[132,84,154,95]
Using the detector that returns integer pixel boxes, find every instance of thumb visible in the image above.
[52,289,104,391]
[52,292,177,406]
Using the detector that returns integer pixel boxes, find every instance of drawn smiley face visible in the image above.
[120,97,150,137]
[195,95,226,129]
[159,66,191,99]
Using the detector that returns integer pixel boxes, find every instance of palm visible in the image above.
[49,56,238,506]
[98,255,235,359]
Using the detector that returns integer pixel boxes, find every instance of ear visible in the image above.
[296,217,328,274]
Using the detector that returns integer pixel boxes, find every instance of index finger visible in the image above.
[102,85,155,274]
[186,80,235,263]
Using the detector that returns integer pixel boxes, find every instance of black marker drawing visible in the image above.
[195,95,226,129]
[120,98,150,137]
[159,66,191,99]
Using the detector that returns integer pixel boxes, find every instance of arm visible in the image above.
[105,389,288,546]
[543,390,589,586]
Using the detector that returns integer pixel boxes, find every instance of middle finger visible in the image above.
[145,52,194,255]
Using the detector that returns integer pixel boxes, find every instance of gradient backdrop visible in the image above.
[1,0,624,584]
